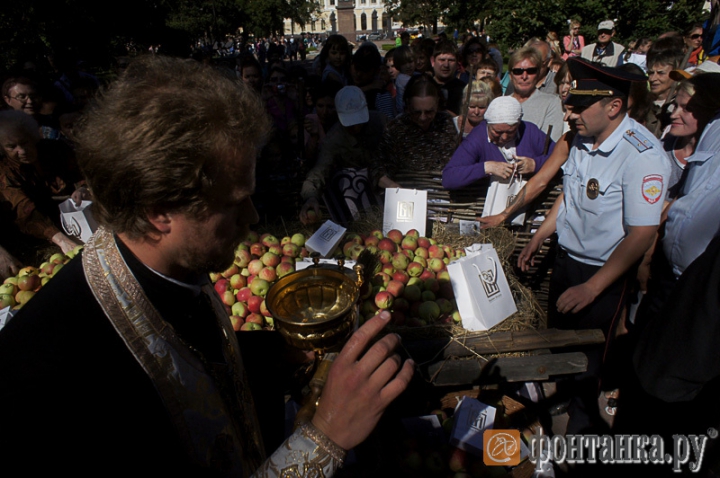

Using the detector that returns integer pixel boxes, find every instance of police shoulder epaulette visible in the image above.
[623,129,653,152]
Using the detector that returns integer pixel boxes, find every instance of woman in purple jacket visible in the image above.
[442,96,555,189]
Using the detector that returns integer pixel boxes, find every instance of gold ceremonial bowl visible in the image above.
[266,260,364,352]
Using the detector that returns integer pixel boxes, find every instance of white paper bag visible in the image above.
[59,199,98,243]
[0,306,17,332]
[447,246,517,331]
[449,397,497,457]
[305,220,347,258]
[382,188,427,236]
[482,176,527,227]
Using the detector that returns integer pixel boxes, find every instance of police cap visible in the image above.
[565,57,647,107]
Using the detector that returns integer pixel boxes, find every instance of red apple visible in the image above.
[387,229,403,244]
[246,313,264,326]
[428,258,445,272]
[247,259,264,276]
[276,262,295,278]
[378,250,393,264]
[221,264,239,279]
[386,280,405,298]
[261,235,279,248]
[407,262,424,277]
[378,238,396,253]
[282,243,299,258]
[280,236,292,246]
[230,315,245,331]
[258,267,277,282]
[417,237,431,248]
[428,245,445,259]
[261,252,281,268]
[234,249,252,268]
[236,287,253,302]
[260,300,272,317]
[374,291,394,309]
[364,235,379,247]
[401,235,418,251]
[392,253,409,271]
[18,272,40,292]
[221,290,236,306]
[372,272,391,288]
[291,233,306,247]
[229,274,246,290]
[247,295,263,313]
[214,278,230,295]
[231,301,249,318]
[249,278,270,297]
[419,269,435,281]
[414,247,429,259]
[392,270,410,284]
[381,263,395,275]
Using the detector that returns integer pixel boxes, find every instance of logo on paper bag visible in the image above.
[506,194,517,208]
[320,228,337,242]
[468,408,491,431]
[396,201,414,222]
[478,258,500,299]
[61,216,82,237]
[483,429,521,466]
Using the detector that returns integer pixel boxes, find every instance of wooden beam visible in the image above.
[403,328,605,363]
[426,352,588,386]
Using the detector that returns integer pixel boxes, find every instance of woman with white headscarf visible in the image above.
[442,96,555,189]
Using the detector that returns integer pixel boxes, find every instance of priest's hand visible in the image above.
[312,310,414,450]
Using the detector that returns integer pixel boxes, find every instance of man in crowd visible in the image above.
[0,56,412,475]
[431,40,466,115]
[582,20,626,66]
[519,58,670,433]
[507,47,564,141]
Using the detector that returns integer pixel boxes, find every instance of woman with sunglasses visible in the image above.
[508,47,564,142]
[684,23,706,67]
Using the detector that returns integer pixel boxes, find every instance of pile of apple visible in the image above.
[351,228,465,327]
[211,231,309,332]
[0,246,84,311]
[213,228,466,332]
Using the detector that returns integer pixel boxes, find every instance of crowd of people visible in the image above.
[1,16,720,476]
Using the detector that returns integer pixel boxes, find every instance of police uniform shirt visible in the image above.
[556,115,670,266]
[663,113,720,276]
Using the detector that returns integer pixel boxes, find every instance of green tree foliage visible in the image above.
[385,0,706,49]
[385,0,444,33]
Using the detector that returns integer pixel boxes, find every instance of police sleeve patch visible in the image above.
[642,174,663,204]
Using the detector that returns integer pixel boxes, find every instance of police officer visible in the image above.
[518,58,671,433]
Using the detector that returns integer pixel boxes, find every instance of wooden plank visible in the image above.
[403,328,605,363]
[426,352,588,386]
